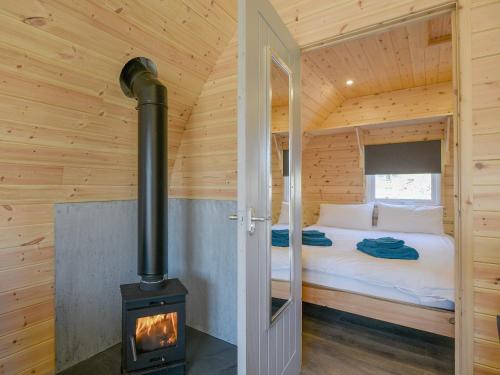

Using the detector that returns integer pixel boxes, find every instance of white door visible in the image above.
[237,0,301,374]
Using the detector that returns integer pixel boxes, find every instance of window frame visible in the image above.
[366,173,441,206]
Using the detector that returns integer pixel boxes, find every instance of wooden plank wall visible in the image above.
[169,36,345,199]
[168,0,500,371]
[315,82,454,131]
[300,54,344,130]
[170,36,239,200]
[0,1,237,374]
[271,135,288,224]
[470,0,500,372]
[0,0,498,373]
[302,120,455,234]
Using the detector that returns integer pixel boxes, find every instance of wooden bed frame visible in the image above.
[272,280,455,338]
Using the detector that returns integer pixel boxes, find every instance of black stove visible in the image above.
[119,57,188,374]
[120,280,187,374]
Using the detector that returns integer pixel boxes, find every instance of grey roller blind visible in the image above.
[283,150,289,177]
[365,140,441,175]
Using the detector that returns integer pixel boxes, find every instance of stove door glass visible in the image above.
[135,312,178,353]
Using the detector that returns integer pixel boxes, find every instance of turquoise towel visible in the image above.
[272,230,289,247]
[302,230,326,238]
[272,237,289,247]
[272,229,289,236]
[361,237,405,249]
[271,229,333,247]
[302,230,331,246]
[303,236,332,247]
[356,239,419,260]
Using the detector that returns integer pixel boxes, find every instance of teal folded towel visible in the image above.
[272,229,289,236]
[302,230,326,238]
[271,229,332,247]
[272,230,289,247]
[302,230,331,246]
[303,236,332,247]
[360,237,405,249]
[272,236,289,247]
[356,237,419,260]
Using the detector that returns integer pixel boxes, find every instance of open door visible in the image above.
[237,0,301,374]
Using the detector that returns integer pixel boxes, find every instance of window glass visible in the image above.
[374,174,432,200]
[367,173,440,205]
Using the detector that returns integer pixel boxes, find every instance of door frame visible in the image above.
[297,2,472,374]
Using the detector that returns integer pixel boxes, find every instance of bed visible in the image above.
[271,224,456,337]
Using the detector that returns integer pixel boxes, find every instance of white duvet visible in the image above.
[272,225,455,306]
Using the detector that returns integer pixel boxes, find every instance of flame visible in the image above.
[136,312,178,352]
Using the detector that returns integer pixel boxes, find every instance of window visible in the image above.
[366,173,441,205]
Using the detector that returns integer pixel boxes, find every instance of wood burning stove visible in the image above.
[121,280,187,374]
[119,57,188,374]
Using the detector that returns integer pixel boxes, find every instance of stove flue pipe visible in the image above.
[120,57,167,291]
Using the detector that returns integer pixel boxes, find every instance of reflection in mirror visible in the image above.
[270,54,291,322]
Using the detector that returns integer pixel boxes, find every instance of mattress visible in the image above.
[272,225,455,310]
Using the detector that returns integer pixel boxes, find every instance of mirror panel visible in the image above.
[269,53,291,322]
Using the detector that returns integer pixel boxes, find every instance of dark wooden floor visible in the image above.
[58,304,454,374]
[301,303,454,375]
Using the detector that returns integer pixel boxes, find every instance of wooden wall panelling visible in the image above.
[473,364,500,375]
[169,36,238,200]
[271,134,285,224]
[300,54,345,130]
[302,120,455,233]
[170,6,458,200]
[170,0,498,371]
[271,106,290,133]
[0,1,237,373]
[302,130,363,226]
[0,0,497,372]
[311,82,454,132]
[170,36,346,198]
[470,1,500,370]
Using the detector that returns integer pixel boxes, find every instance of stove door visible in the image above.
[125,303,186,372]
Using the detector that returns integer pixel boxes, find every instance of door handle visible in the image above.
[129,336,137,362]
[230,209,269,234]
[251,216,267,222]
[248,208,270,234]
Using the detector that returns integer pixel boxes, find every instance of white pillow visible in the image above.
[277,202,289,225]
[317,203,374,230]
[377,203,444,235]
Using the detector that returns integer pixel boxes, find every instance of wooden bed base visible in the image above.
[272,280,455,337]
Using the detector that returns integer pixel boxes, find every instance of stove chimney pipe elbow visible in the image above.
[120,57,168,291]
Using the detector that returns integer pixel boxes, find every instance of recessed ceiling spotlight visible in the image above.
[346,79,354,86]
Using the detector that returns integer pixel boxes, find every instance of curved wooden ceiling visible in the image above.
[303,13,452,99]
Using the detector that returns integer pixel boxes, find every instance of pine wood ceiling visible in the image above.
[303,13,452,100]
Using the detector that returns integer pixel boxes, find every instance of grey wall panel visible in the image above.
[55,200,139,372]
[168,199,237,345]
[55,198,237,372]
